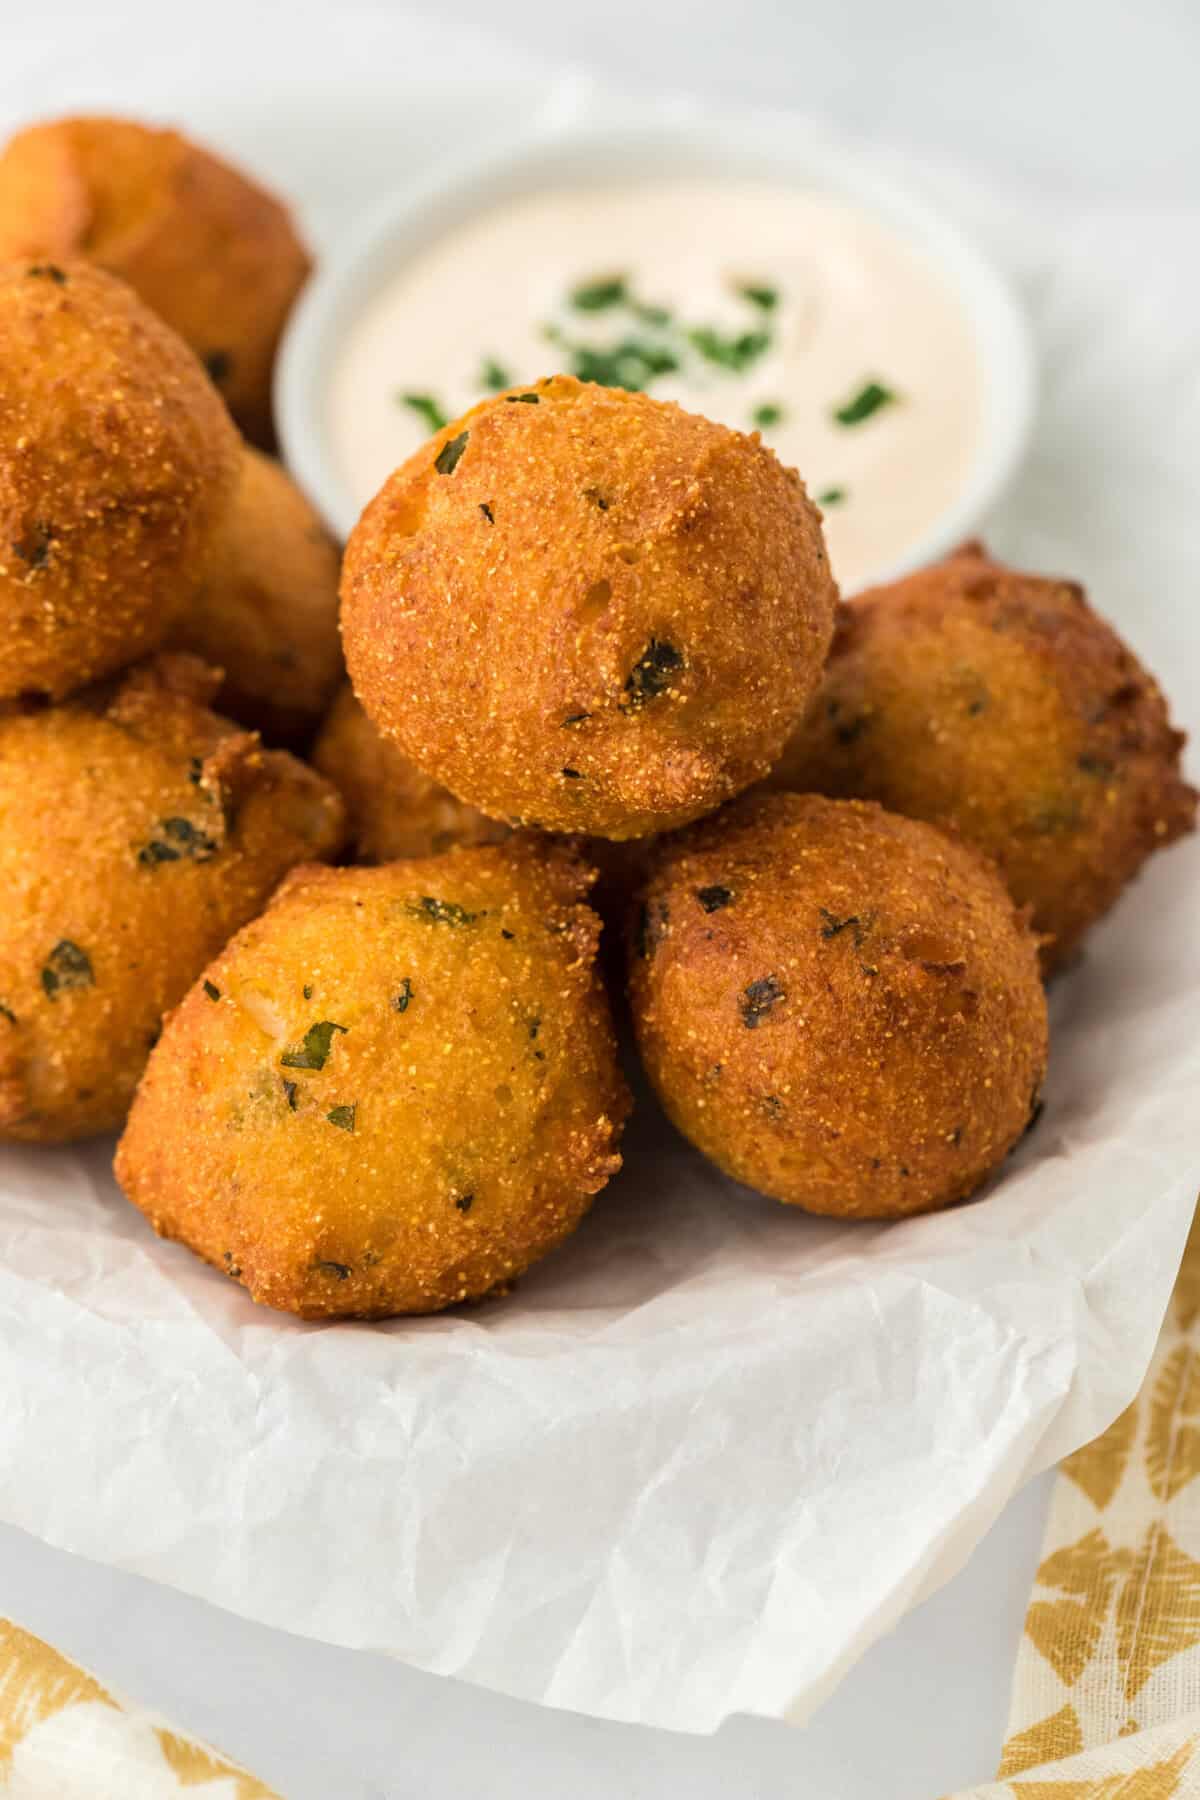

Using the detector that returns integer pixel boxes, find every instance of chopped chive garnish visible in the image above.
[752,402,783,427]
[480,358,511,391]
[400,392,449,433]
[203,980,221,1002]
[570,275,627,311]
[739,284,778,311]
[434,431,469,475]
[688,326,770,373]
[833,381,898,426]
[817,486,847,506]
[280,1020,347,1071]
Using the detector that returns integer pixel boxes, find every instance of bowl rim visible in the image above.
[276,110,1036,587]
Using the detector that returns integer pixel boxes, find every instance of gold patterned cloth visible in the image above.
[0,1619,278,1796]
[946,1210,1200,1799]
[4,1219,1200,1797]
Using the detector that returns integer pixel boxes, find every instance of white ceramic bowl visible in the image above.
[277,114,1035,587]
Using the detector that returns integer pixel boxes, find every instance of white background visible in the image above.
[1,2,1195,1794]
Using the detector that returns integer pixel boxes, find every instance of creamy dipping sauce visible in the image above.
[328,179,984,591]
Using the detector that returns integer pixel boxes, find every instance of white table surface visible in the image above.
[1,1,1191,1793]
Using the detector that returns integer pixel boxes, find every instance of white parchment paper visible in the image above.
[0,56,1198,1733]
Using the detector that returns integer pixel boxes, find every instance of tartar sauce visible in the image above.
[328,179,983,591]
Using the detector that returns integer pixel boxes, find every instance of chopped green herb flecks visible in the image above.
[186,756,203,785]
[314,1259,351,1280]
[631,299,671,327]
[818,907,874,947]
[562,711,591,727]
[479,502,495,524]
[203,980,221,1002]
[740,974,785,1028]
[561,766,583,780]
[138,816,218,867]
[27,263,67,284]
[282,1079,299,1111]
[326,1104,356,1133]
[569,339,679,391]
[624,638,683,708]
[752,402,783,428]
[570,275,627,311]
[582,487,609,511]
[688,326,770,373]
[817,486,847,506]
[833,380,898,426]
[393,978,414,1013]
[401,392,449,433]
[303,984,313,1000]
[481,358,511,391]
[0,1001,15,1024]
[454,1192,474,1213]
[434,431,469,475]
[280,1020,347,1071]
[41,940,93,1000]
[696,884,733,913]
[505,392,540,404]
[739,283,778,311]
[407,896,479,927]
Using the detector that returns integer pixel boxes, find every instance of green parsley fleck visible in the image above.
[393,978,414,1013]
[434,431,469,475]
[406,897,479,927]
[203,980,221,1002]
[752,402,783,428]
[326,1104,356,1133]
[41,940,93,1000]
[505,392,540,404]
[739,284,778,311]
[570,275,627,311]
[400,392,449,433]
[280,1020,347,1071]
[689,326,770,373]
[480,358,511,391]
[282,1079,299,1111]
[817,486,847,506]
[833,380,898,426]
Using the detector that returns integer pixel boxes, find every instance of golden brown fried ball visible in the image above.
[0,116,311,445]
[768,546,1196,971]
[312,684,509,861]
[628,792,1047,1219]
[114,843,630,1318]
[341,376,837,840]
[0,258,240,700]
[0,655,344,1142]
[169,448,342,745]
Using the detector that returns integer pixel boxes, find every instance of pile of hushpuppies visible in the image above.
[0,117,1193,1319]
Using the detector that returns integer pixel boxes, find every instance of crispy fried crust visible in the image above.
[0,116,311,445]
[0,259,240,700]
[768,546,1196,971]
[170,448,342,744]
[628,792,1048,1219]
[312,684,509,861]
[341,375,838,840]
[0,654,345,1141]
[114,842,631,1318]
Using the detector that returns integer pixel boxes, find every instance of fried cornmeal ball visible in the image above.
[0,655,344,1142]
[0,116,311,445]
[0,259,240,700]
[628,792,1047,1220]
[114,843,630,1318]
[768,546,1196,971]
[312,685,509,861]
[169,448,342,745]
[341,375,838,840]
